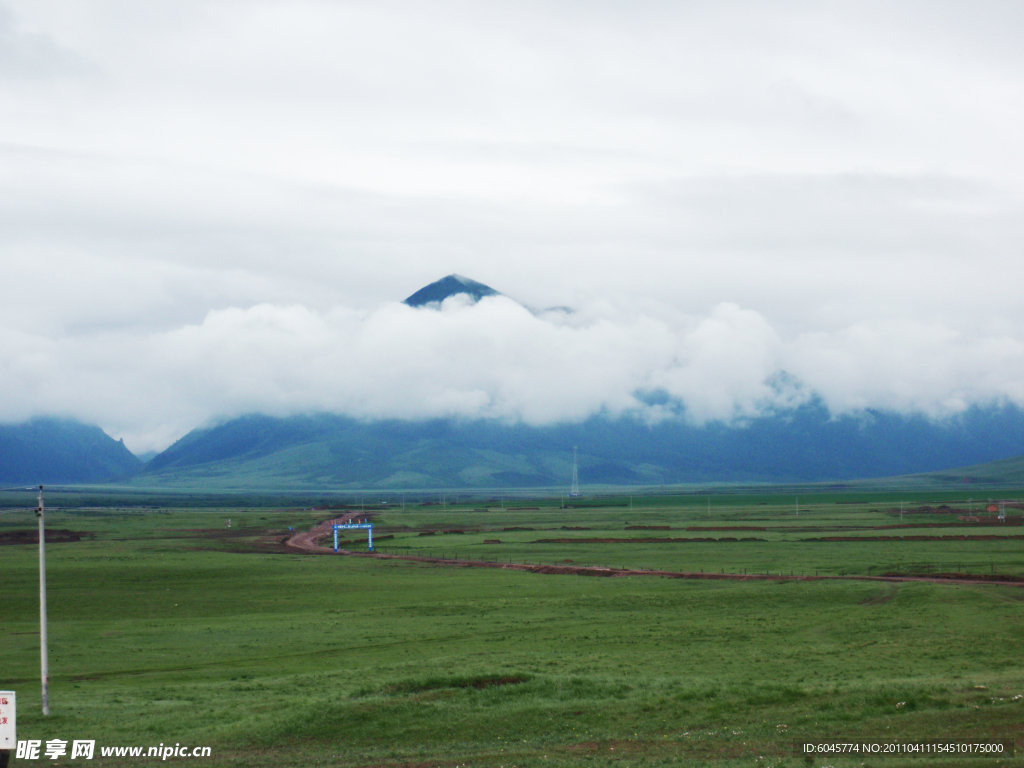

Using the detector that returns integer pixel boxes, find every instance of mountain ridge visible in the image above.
[0,417,143,484]
[132,402,1024,489]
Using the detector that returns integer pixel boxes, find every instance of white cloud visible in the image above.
[0,1,1023,451]
[3,295,1024,453]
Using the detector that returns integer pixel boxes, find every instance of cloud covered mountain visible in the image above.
[7,274,1024,489]
[10,272,1023,457]
[403,274,502,307]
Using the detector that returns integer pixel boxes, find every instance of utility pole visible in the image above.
[570,446,579,498]
[36,485,49,716]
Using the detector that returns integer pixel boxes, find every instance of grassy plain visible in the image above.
[2,493,1024,767]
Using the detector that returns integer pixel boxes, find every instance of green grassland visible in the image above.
[2,494,1024,767]
[366,497,1024,578]
[908,455,1024,487]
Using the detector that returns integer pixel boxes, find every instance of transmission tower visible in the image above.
[570,446,579,497]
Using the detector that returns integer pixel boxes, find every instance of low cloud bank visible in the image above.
[2,295,1022,453]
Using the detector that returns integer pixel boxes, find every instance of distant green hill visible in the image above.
[0,418,142,484]
[137,414,572,490]
[902,454,1024,486]
[134,404,1024,490]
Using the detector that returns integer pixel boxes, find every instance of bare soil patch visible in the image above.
[881,571,1024,583]
[807,534,1024,542]
[0,529,91,545]
[534,537,765,543]
[170,527,267,539]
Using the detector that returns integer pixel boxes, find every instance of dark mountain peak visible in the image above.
[403,274,501,308]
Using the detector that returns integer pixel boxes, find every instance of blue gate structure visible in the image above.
[333,521,373,552]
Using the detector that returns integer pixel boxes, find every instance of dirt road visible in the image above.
[284,511,370,553]
[283,518,1024,587]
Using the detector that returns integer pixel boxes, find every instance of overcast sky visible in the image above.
[1,1,1023,452]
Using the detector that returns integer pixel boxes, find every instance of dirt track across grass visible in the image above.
[284,512,369,552]
[282,519,1024,587]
